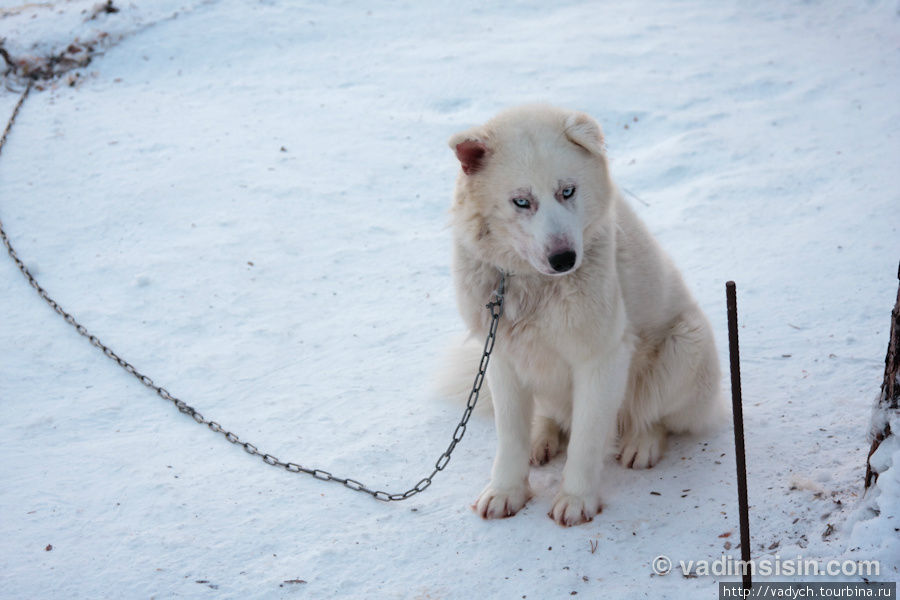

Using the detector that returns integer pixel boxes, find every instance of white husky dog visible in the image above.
[446,105,723,526]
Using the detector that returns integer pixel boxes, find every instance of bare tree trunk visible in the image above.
[865,260,900,489]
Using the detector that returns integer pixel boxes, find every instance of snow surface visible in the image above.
[1,0,898,598]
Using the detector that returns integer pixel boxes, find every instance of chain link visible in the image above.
[0,80,507,502]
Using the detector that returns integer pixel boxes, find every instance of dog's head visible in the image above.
[449,104,614,277]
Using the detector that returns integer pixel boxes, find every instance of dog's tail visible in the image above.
[432,334,493,412]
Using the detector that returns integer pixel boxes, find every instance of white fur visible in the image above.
[445,104,724,526]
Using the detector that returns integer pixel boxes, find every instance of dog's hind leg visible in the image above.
[657,308,724,435]
[618,308,723,469]
[618,422,667,469]
[530,415,562,466]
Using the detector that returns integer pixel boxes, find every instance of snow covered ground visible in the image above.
[1,0,898,598]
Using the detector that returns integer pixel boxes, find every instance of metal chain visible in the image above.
[0,82,32,152]
[0,80,507,502]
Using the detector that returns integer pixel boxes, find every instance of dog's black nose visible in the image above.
[548,250,577,273]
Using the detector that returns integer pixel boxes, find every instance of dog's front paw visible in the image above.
[548,492,602,527]
[473,483,532,519]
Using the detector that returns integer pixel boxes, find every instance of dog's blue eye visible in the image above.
[561,186,576,199]
[512,197,531,209]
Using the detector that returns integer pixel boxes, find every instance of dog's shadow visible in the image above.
[525,431,730,519]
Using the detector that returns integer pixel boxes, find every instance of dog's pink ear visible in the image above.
[564,111,605,156]
[454,139,488,175]
[449,128,490,175]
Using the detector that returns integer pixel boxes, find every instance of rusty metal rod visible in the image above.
[726,280,751,592]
